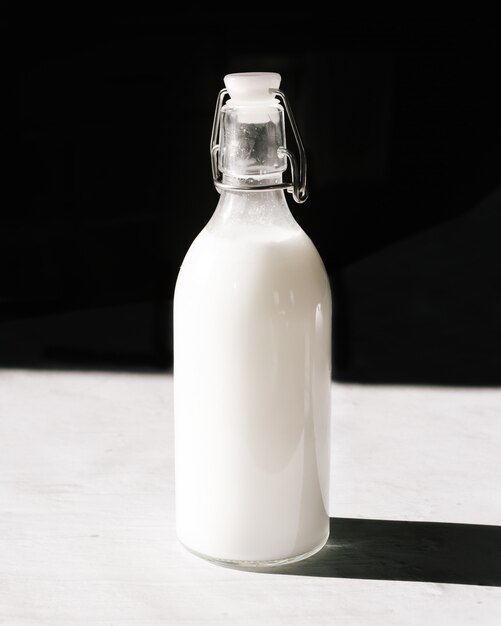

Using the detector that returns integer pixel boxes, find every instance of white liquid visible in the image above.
[174,190,331,565]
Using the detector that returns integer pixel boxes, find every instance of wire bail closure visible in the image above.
[210,88,308,204]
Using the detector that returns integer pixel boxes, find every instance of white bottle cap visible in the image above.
[224,72,281,105]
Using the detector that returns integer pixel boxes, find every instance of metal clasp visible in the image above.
[210,88,308,204]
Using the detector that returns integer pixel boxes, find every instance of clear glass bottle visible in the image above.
[174,72,331,567]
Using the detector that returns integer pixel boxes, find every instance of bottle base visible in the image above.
[179,530,329,570]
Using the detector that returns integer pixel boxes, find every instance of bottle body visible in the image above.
[174,187,331,565]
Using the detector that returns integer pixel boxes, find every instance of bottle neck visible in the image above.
[209,97,298,234]
[206,173,299,236]
[217,99,287,181]
[221,172,284,189]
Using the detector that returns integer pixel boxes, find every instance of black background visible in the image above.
[3,14,501,384]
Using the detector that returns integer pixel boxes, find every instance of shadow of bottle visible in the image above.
[241,517,501,586]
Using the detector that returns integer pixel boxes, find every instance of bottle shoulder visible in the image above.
[176,225,330,294]
[180,223,322,262]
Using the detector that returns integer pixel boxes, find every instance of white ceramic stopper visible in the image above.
[224,72,281,105]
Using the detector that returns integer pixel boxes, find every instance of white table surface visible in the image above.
[1,369,500,625]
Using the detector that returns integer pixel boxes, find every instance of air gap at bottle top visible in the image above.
[174,72,332,567]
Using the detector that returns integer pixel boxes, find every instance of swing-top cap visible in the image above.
[211,72,308,203]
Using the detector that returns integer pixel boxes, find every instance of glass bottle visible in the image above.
[174,72,331,567]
